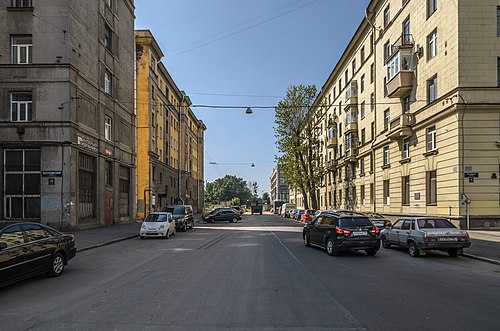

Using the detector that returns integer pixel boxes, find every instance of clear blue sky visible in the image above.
[135,0,370,196]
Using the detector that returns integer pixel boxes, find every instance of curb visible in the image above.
[77,234,139,252]
[462,253,500,266]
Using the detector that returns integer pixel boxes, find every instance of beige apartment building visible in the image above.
[291,0,500,229]
[135,30,206,217]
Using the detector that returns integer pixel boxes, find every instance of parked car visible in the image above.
[303,210,380,256]
[204,208,242,223]
[162,205,194,231]
[293,209,305,220]
[140,212,175,239]
[380,217,471,257]
[300,209,316,222]
[363,212,392,229]
[0,222,76,287]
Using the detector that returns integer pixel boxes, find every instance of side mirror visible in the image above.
[0,242,7,251]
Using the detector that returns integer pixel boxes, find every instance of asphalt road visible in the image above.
[1,214,499,330]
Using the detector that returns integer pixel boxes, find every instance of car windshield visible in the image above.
[418,219,456,229]
[164,206,184,214]
[367,213,385,220]
[339,217,373,228]
[144,214,169,222]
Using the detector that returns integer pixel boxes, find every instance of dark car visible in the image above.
[0,222,76,287]
[162,205,194,231]
[204,208,242,223]
[303,210,380,256]
[363,212,392,229]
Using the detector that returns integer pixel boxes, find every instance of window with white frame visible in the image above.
[402,138,410,159]
[384,109,390,131]
[427,75,437,102]
[11,0,33,7]
[384,5,391,28]
[104,69,112,95]
[427,0,437,18]
[10,93,32,122]
[426,126,436,151]
[428,30,437,59]
[104,116,112,141]
[11,35,32,64]
[383,146,390,166]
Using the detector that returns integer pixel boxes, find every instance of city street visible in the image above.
[1,213,499,330]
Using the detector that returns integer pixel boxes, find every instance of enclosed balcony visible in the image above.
[344,108,358,133]
[344,147,358,162]
[386,113,415,140]
[344,133,358,162]
[326,159,337,169]
[326,126,338,148]
[344,81,358,108]
[385,48,414,98]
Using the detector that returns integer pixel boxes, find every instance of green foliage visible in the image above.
[205,175,252,204]
[262,192,270,204]
[231,197,241,206]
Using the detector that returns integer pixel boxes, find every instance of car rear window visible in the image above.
[418,219,456,229]
[164,206,184,214]
[339,217,372,228]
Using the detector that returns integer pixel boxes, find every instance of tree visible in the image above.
[204,175,252,204]
[231,197,241,206]
[274,84,324,209]
[262,192,270,204]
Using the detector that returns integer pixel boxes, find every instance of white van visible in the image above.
[280,203,296,218]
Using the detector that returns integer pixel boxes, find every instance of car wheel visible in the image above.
[381,236,391,249]
[304,233,311,247]
[326,238,338,256]
[47,252,65,277]
[408,241,420,257]
[448,248,458,257]
[365,249,378,256]
[232,217,238,223]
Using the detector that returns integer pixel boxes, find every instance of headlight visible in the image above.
[141,223,147,229]
[159,224,165,229]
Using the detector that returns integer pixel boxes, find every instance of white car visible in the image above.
[140,212,176,239]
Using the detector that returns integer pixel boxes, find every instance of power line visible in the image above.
[186,92,283,99]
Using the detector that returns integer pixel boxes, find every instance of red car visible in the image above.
[301,209,316,222]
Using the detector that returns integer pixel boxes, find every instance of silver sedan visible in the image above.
[380,217,471,257]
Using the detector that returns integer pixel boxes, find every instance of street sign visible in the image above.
[42,171,62,177]
[464,172,478,178]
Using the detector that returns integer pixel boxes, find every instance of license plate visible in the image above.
[438,237,457,242]
[147,231,157,235]
[352,231,367,236]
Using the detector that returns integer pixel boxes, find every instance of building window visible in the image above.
[383,179,390,205]
[4,149,40,219]
[383,146,390,166]
[104,25,112,52]
[339,78,342,92]
[402,138,410,159]
[497,58,500,87]
[11,0,33,7]
[104,116,112,141]
[370,93,375,111]
[10,93,32,122]
[384,40,391,62]
[384,109,390,131]
[371,122,375,141]
[360,75,365,93]
[352,59,356,74]
[370,154,374,172]
[361,128,366,145]
[426,170,437,205]
[370,183,374,204]
[384,5,391,28]
[339,123,342,137]
[119,166,130,216]
[427,75,437,103]
[11,35,32,64]
[403,96,410,113]
[360,101,365,119]
[370,63,374,84]
[402,176,410,205]
[497,7,500,36]
[427,0,437,18]
[104,69,112,95]
[79,154,96,219]
[360,46,365,63]
[428,30,437,59]
[426,126,436,151]
[104,0,112,8]
[360,157,365,175]
[403,16,411,44]
[344,70,348,85]
[105,161,113,186]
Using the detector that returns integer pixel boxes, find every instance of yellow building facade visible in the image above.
[135,30,206,218]
[291,0,500,229]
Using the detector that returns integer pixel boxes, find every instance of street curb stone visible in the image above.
[77,234,139,252]
[463,253,500,266]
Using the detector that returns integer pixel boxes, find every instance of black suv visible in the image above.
[303,210,380,256]
[162,205,194,231]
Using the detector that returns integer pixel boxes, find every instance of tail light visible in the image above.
[458,236,469,241]
[336,227,351,235]
[369,227,380,235]
[423,236,437,242]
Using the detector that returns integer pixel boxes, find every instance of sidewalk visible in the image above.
[73,213,203,252]
[71,216,500,265]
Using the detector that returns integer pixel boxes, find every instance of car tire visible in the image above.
[304,233,311,247]
[381,236,391,249]
[408,241,420,257]
[47,252,65,277]
[365,249,378,256]
[232,217,238,223]
[326,238,338,256]
[448,248,458,257]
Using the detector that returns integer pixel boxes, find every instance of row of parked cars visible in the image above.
[301,209,471,258]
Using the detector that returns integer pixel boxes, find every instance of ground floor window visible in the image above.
[426,170,437,205]
[119,166,130,216]
[78,153,96,219]
[402,176,410,205]
[4,149,40,219]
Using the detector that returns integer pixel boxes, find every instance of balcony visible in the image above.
[386,113,415,140]
[344,81,358,109]
[326,136,337,148]
[344,147,358,162]
[326,159,337,169]
[386,47,414,98]
[344,109,358,133]
[345,121,357,133]
[386,71,414,98]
